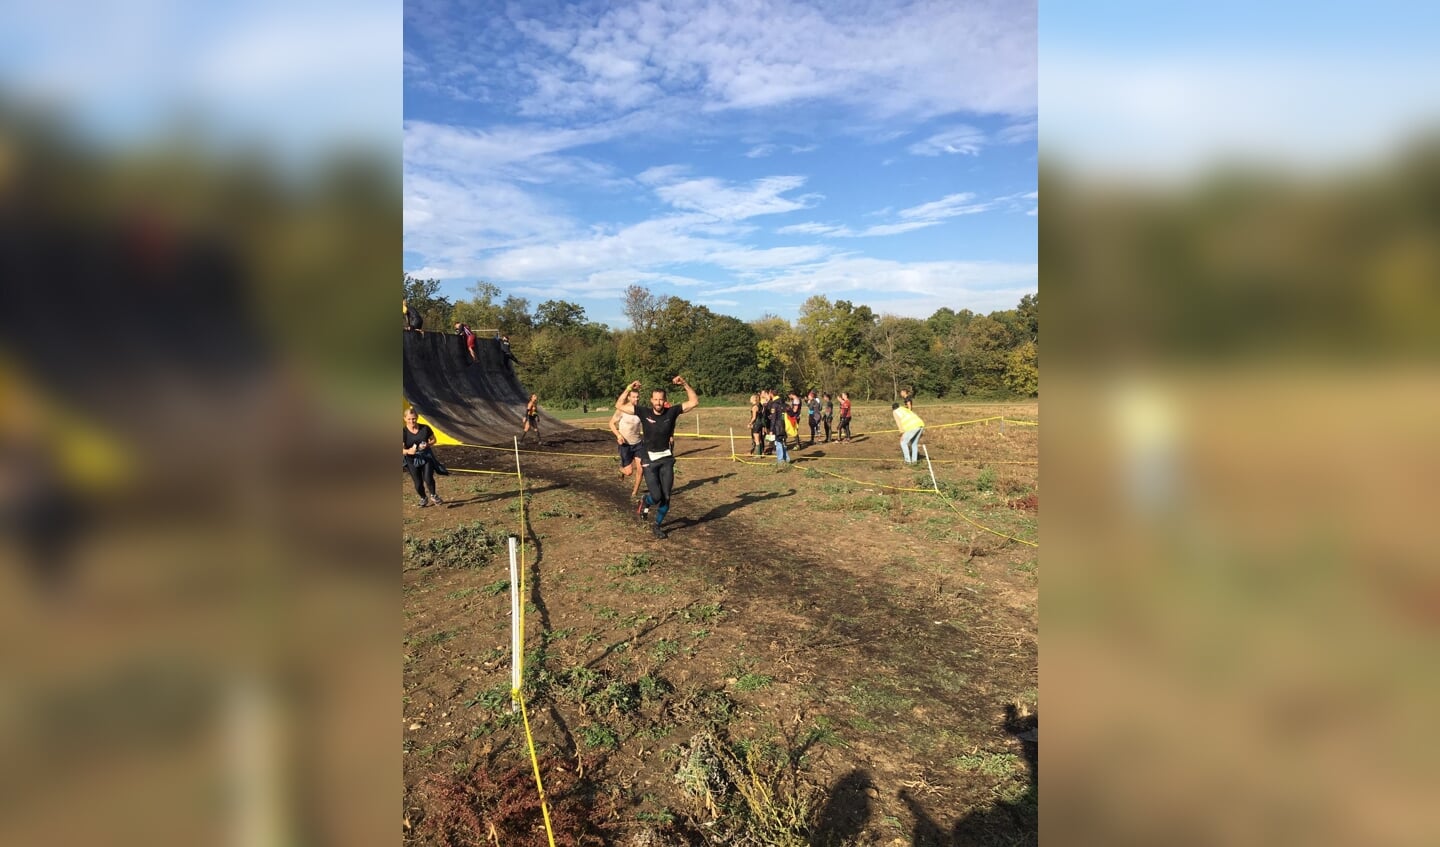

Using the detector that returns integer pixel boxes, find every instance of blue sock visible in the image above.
[656,504,669,525]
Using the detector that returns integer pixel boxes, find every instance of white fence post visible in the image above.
[922,444,940,494]
[509,536,520,713]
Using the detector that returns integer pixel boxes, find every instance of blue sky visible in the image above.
[403,0,1037,330]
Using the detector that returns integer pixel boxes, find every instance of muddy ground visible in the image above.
[402,401,1038,846]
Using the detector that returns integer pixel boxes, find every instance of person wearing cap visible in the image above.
[892,402,926,465]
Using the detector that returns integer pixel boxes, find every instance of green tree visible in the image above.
[686,315,760,394]
[953,315,1013,396]
[450,281,502,331]
[1016,293,1038,341]
[403,275,453,332]
[868,316,932,401]
[798,297,875,389]
[535,299,586,331]
[1004,340,1039,396]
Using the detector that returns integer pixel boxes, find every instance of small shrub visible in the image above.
[651,638,681,663]
[734,672,773,692]
[951,751,1021,777]
[637,674,673,702]
[681,602,724,624]
[976,467,997,493]
[589,680,639,715]
[610,553,653,576]
[403,522,504,569]
[581,723,619,748]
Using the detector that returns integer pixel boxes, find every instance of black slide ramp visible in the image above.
[402,331,569,444]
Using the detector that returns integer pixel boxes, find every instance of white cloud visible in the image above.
[777,222,845,236]
[652,174,816,220]
[995,119,1037,145]
[703,256,1037,315]
[406,0,1035,121]
[465,211,832,284]
[637,164,690,184]
[777,220,940,238]
[856,221,942,237]
[907,125,986,156]
[746,143,777,158]
[898,192,994,220]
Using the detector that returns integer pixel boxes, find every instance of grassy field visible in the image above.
[403,400,1037,845]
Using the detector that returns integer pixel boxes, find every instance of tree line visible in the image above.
[404,276,1037,406]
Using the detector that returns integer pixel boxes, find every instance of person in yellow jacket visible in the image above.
[892,402,925,464]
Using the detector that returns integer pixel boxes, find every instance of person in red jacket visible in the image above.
[454,322,477,362]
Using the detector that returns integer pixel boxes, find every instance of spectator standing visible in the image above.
[769,390,790,464]
[806,390,822,445]
[747,392,765,456]
[892,402,926,464]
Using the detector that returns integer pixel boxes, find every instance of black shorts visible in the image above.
[618,441,642,466]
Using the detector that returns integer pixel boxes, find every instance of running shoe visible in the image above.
[430,494,444,505]
[417,498,429,508]
[650,523,667,540]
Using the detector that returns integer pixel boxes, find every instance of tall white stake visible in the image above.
[509,535,520,713]
[922,444,940,493]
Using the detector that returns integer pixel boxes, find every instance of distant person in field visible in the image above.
[616,376,699,540]
[821,392,834,443]
[403,407,444,507]
[767,389,790,464]
[838,392,853,442]
[520,393,542,444]
[806,390,822,445]
[498,333,521,368]
[754,391,777,455]
[403,300,423,333]
[892,402,926,465]
[900,387,914,410]
[786,393,803,450]
[609,388,644,500]
[747,393,765,456]
[454,321,477,362]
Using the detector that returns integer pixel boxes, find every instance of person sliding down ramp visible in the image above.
[615,376,699,540]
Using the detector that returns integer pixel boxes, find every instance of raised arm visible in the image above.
[672,375,700,413]
[616,380,640,415]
